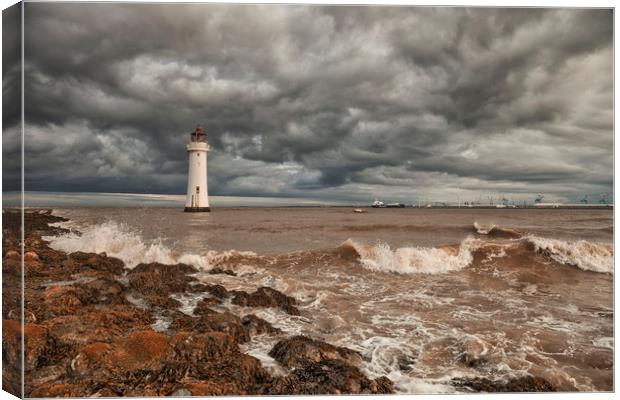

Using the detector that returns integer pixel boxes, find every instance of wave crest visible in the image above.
[44,220,258,270]
[525,235,613,274]
[473,222,522,238]
[343,238,480,275]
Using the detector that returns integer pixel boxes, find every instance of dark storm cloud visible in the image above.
[11,4,613,203]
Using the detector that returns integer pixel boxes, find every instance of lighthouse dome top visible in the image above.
[190,124,207,142]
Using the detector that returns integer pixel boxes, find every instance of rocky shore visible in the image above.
[2,209,557,396]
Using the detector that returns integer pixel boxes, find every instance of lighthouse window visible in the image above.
[196,153,200,157]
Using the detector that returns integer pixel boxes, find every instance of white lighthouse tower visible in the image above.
[184,125,210,212]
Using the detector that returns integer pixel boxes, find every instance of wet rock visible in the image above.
[68,252,125,275]
[170,312,249,343]
[396,352,418,372]
[269,335,363,369]
[171,388,192,396]
[3,320,52,371]
[109,330,172,374]
[231,286,300,315]
[171,331,238,362]
[145,295,183,309]
[28,383,87,398]
[457,337,489,368]
[81,277,127,303]
[242,314,282,337]
[45,305,154,346]
[194,297,222,314]
[169,332,270,396]
[30,285,89,320]
[128,262,198,297]
[265,360,394,394]
[25,251,40,262]
[26,364,66,390]
[72,342,113,377]
[209,267,237,276]
[4,250,20,260]
[452,376,556,392]
[201,284,229,299]
[2,254,20,276]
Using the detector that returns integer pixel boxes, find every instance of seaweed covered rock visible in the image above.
[269,335,363,368]
[3,320,52,371]
[66,252,125,275]
[265,360,394,395]
[231,286,300,315]
[452,376,556,392]
[170,312,249,343]
[242,314,282,337]
[45,304,154,346]
[127,262,198,296]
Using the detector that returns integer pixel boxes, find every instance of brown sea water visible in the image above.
[46,207,613,393]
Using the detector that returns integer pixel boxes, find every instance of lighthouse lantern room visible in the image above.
[184,125,210,212]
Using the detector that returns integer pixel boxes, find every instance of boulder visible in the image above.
[269,335,363,369]
[68,252,125,275]
[209,267,237,276]
[45,305,154,346]
[127,262,198,297]
[452,376,556,392]
[170,312,249,343]
[232,287,300,315]
[171,331,238,362]
[265,360,394,394]
[242,314,282,337]
[201,284,229,299]
[3,320,52,371]
[108,330,172,374]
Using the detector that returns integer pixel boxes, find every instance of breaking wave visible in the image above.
[44,220,258,270]
[340,233,612,275]
[473,221,522,238]
[44,220,613,276]
[342,238,480,275]
[525,235,613,274]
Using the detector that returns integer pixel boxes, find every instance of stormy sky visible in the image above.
[3,4,614,204]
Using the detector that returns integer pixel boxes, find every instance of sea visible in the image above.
[42,206,613,393]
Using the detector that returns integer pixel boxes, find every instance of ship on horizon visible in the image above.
[372,200,405,208]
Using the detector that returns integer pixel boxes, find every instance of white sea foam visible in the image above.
[525,235,613,274]
[44,220,258,270]
[346,237,480,275]
[473,221,496,234]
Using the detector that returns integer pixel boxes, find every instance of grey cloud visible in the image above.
[4,4,612,204]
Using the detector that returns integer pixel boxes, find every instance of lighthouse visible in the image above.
[184,125,210,212]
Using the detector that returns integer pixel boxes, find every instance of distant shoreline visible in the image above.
[2,191,613,209]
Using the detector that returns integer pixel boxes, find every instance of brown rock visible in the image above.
[231,286,300,315]
[25,251,40,262]
[4,250,20,260]
[108,330,172,373]
[3,320,52,371]
[269,335,363,369]
[209,267,237,276]
[170,312,249,343]
[171,331,238,362]
[68,251,125,275]
[452,376,556,392]
[71,342,113,377]
[242,314,282,337]
[127,262,198,297]
[206,284,230,298]
[46,305,154,346]
[194,297,222,315]
[265,360,394,395]
[2,256,20,276]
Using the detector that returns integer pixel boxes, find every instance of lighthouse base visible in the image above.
[184,207,211,212]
